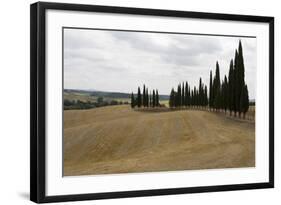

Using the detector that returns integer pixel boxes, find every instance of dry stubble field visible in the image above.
[64,105,255,176]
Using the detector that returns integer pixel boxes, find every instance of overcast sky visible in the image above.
[64,28,256,99]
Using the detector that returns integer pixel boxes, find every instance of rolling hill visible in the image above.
[64,105,255,176]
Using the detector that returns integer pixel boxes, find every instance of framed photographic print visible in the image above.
[30,2,274,203]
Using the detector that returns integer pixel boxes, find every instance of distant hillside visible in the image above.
[64,89,169,100]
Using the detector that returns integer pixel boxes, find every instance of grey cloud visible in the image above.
[110,31,223,67]
[64,29,256,99]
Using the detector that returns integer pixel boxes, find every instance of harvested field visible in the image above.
[64,105,255,176]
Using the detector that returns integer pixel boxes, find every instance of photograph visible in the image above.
[63,28,256,176]
[29,2,274,203]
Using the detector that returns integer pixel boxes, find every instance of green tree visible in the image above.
[184,82,188,106]
[137,87,141,108]
[97,97,103,104]
[182,82,185,106]
[209,70,213,109]
[240,84,249,118]
[145,88,149,107]
[233,50,239,116]
[222,75,228,113]
[142,85,146,107]
[131,92,135,108]
[213,62,221,110]
[228,59,235,115]
[193,86,197,106]
[237,40,246,117]
[149,91,152,107]
[156,89,159,107]
[176,84,181,107]
[190,90,194,106]
[152,90,156,107]
[204,85,208,106]
[169,88,175,108]
[188,85,191,106]
[199,78,202,107]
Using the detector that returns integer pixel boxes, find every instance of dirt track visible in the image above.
[64,105,255,176]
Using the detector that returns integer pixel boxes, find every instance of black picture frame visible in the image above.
[30,2,274,203]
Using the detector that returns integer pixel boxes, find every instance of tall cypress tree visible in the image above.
[137,87,141,108]
[169,88,175,108]
[146,88,149,107]
[188,85,191,106]
[194,86,197,107]
[179,84,182,107]
[156,90,159,107]
[131,92,135,108]
[177,84,181,107]
[237,40,246,117]
[240,84,249,118]
[228,59,234,115]
[234,50,239,116]
[204,85,208,107]
[152,90,156,107]
[190,90,194,106]
[199,78,202,107]
[182,82,185,106]
[185,82,188,106]
[222,75,228,113]
[213,61,221,110]
[149,91,152,107]
[142,85,146,107]
[209,70,213,109]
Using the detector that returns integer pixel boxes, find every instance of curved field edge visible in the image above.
[63,105,255,176]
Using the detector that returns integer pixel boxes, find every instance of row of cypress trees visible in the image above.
[168,40,249,118]
[131,84,160,108]
[130,41,250,118]
[169,79,208,108]
[209,40,249,117]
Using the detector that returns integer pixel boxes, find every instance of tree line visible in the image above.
[64,97,129,110]
[130,41,250,118]
[168,40,249,118]
[209,40,249,118]
[131,84,160,108]
[169,79,208,108]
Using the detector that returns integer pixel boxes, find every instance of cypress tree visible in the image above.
[182,82,185,106]
[204,85,208,107]
[149,91,152,107]
[145,88,149,107]
[152,90,156,107]
[142,85,146,107]
[179,84,182,107]
[185,82,188,106]
[222,76,228,113]
[190,90,194,106]
[169,88,175,108]
[237,40,246,117]
[137,87,141,108]
[194,86,197,107]
[156,90,159,107]
[131,92,135,108]
[213,61,221,110]
[228,59,234,115]
[188,85,191,106]
[199,78,202,107]
[209,70,213,109]
[177,84,181,107]
[234,50,239,116]
[240,84,249,118]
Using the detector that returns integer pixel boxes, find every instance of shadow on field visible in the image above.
[134,107,255,123]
